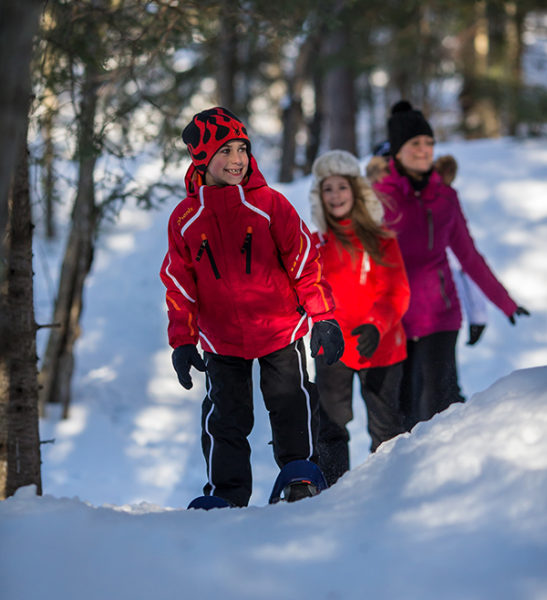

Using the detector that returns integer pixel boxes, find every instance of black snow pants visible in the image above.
[315,355,406,487]
[201,338,319,507]
[400,330,465,431]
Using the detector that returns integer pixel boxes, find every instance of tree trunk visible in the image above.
[216,0,238,109]
[459,1,501,138]
[39,65,100,419]
[42,101,57,239]
[322,7,357,154]
[0,109,42,500]
[278,35,316,183]
[304,67,323,174]
[0,0,42,360]
[323,58,357,152]
[504,1,525,135]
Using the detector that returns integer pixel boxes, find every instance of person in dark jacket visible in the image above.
[160,107,344,506]
[372,100,529,430]
[309,150,410,485]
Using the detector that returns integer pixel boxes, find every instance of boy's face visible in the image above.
[205,140,249,187]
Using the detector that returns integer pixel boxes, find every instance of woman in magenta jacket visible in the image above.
[373,101,529,430]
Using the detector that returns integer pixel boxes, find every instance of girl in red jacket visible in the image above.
[160,107,344,506]
[309,150,410,486]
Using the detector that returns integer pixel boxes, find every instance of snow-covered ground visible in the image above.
[2,137,547,599]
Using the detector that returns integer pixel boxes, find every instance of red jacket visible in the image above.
[160,158,336,359]
[313,225,410,370]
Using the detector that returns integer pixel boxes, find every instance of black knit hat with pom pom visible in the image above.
[387,100,434,156]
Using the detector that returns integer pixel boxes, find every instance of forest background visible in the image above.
[0,0,546,499]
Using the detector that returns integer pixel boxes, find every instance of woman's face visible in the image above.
[321,175,355,220]
[396,135,435,175]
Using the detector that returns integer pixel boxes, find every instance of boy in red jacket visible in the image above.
[160,107,343,506]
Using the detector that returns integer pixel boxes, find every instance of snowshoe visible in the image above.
[269,459,327,504]
[187,495,232,510]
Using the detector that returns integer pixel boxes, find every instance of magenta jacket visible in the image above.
[374,160,517,339]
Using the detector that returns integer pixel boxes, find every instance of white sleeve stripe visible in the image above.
[237,185,271,222]
[199,331,217,354]
[289,313,308,344]
[165,256,196,303]
[295,219,311,279]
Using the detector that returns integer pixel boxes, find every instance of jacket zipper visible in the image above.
[359,252,370,285]
[196,234,221,279]
[427,208,434,250]
[241,226,253,274]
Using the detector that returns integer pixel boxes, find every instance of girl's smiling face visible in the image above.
[205,140,249,186]
[321,175,355,220]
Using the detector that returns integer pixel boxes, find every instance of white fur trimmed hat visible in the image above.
[309,149,384,233]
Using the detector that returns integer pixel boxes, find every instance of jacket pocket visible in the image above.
[196,234,221,279]
[438,269,452,309]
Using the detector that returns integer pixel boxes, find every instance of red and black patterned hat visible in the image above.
[182,107,251,173]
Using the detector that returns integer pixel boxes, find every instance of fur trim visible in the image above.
[309,150,384,233]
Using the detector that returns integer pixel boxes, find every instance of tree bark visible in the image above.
[39,64,100,419]
[322,8,357,154]
[504,1,525,135]
[278,35,316,182]
[459,1,501,138]
[216,0,238,109]
[42,99,58,239]
[0,109,42,500]
[0,0,42,361]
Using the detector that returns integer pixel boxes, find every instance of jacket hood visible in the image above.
[184,155,267,196]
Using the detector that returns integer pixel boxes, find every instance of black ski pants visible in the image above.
[315,355,406,486]
[201,339,319,507]
[400,330,465,431]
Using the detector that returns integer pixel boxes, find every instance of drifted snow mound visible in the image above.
[2,366,547,600]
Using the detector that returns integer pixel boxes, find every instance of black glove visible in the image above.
[509,306,530,325]
[351,324,380,358]
[467,324,486,346]
[310,319,344,365]
[172,344,206,390]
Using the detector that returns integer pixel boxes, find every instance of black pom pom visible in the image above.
[391,100,413,114]
[182,121,199,145]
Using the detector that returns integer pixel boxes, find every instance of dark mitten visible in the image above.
[172,344,206,390]
[509,306,530,325]
[350,324,380,358]
[467,324,486,346]
[310,319,344,365]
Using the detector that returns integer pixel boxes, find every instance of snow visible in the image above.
[2,137,547,599]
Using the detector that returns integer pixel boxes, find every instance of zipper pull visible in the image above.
[196,235,207,261]
[241,226,252,274]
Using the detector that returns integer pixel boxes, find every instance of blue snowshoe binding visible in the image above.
[269,459,328,504]
[187,495,232,510]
